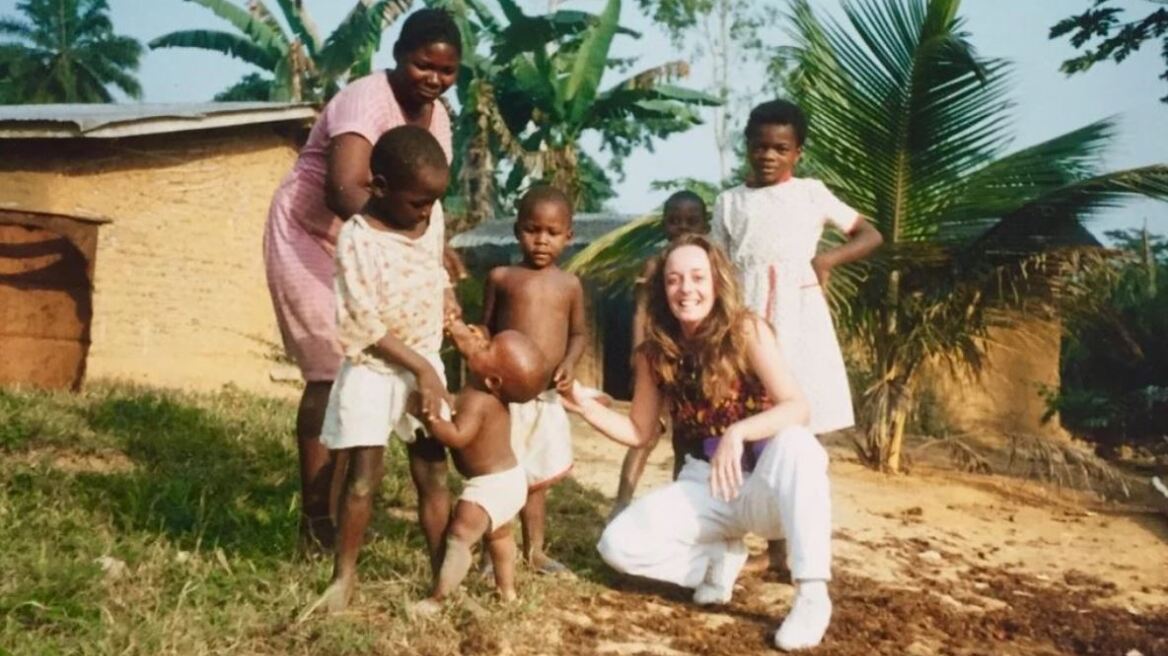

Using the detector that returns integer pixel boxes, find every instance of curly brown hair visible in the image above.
[639,235,755,403]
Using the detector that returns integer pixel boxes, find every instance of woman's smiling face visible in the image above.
[664,244,716,335]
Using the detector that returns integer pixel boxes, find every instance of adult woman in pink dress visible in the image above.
[263,9,461,551]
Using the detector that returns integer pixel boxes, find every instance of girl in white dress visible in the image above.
[712,99,882,571]
[713,99,883,433]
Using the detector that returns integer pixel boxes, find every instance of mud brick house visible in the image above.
[0,103,315,391]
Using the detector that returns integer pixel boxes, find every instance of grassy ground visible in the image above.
[0,382,612,655]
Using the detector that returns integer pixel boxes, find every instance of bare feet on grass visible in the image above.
[527,551,573,577]
[411,598,443,618]
[297,576,355,623]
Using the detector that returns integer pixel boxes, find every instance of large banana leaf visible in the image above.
[590,82,720,123]
[177,0,287,56]
[273,0,321,56]
[148,30,278,70]
[494,9,638,62]
[316,0,414,81]
[561,0,620,125]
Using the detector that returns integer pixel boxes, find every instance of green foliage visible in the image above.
[0,0,142,103]
[431,0,718,221]
[212,71,274,100]
[1050,1,1168,103]
[635,0,779,179]
[1047,228,1168,448]
[149,0,413,102]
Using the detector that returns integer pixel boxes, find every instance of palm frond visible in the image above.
[565,212,664,292]
[0,17,35,40]
[786,0,1013,244]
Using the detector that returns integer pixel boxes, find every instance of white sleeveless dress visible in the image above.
[711,178,859,433]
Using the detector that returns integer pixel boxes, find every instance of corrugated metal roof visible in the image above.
[451,213,639,249]
[0,102,317,139]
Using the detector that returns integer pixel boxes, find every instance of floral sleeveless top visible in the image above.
[666,355,773,473]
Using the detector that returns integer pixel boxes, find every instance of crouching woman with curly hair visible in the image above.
[561,235,834,652]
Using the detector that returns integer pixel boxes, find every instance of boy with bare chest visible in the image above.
[481,184,586,574]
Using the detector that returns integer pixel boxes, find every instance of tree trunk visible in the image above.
[461,110,495,227]
[885,403,908,474]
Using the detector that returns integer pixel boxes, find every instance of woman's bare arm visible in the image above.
[324,133,375,219]
[563,354,663,448]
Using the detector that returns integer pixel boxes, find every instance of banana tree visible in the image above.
[150,0,412,101]
[437,0,719,216]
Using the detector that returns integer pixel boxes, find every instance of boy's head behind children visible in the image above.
[364,124,450,235]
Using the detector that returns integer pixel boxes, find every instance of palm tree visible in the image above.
[436,0,719,218]
[572,0,1168,473]
[0,0,142,104]
[149,0,412,102]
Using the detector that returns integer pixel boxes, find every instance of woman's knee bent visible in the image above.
[763,427,828,473]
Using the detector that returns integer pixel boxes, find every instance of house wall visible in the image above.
[0,125,301,392]
[919,318,1068,441]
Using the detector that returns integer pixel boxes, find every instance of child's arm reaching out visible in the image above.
[419,393,484,450]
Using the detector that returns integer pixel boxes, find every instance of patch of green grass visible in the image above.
[0,382,617,655]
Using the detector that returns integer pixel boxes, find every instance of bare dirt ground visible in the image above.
[549,415,1168,656]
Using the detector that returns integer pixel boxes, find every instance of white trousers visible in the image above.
[597,426,831,588]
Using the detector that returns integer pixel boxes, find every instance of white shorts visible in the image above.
[460,465,527,531]
[509,389,573,489]
[320,353,447,450]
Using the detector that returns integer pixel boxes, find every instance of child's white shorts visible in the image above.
[320,353,447,450]
[509,389,573,489]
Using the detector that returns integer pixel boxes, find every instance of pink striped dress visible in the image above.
[262,72,452,381]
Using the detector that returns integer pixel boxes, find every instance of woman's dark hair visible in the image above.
[393,8,461,61]
[744,99,808,146]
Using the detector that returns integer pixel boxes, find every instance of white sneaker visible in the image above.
[692,541,745,606]
[774,581,832,651]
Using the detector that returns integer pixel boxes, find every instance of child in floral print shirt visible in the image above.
[309,125,454,614]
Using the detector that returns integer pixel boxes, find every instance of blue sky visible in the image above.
[2,0,1165,239]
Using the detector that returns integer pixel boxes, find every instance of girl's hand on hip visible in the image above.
[710,426,746,502]
[810,254,833,289]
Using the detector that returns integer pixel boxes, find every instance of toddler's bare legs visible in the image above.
[313,446,384,613]
[408,436,452,576]
[296,381,336,553]
[486,522,518,601]
[414,501,492,616]
[520,487,568,574]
